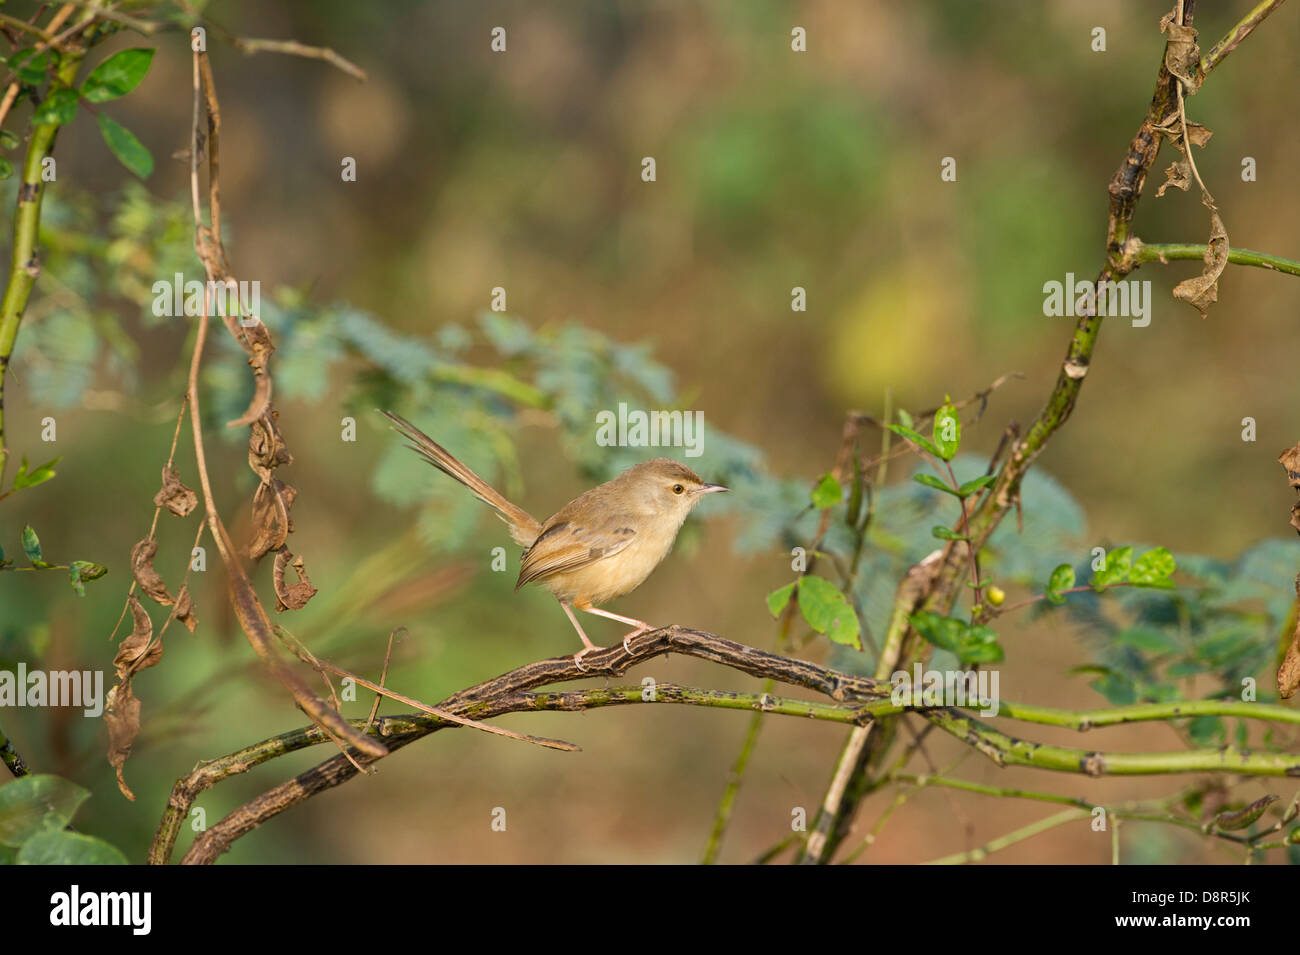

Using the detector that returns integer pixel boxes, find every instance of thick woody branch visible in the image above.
[154,625,1300,864]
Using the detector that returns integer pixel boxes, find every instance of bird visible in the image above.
[380,410,728,669]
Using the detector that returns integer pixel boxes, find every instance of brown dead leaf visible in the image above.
[1172,208,1228,317]
[249,478,297,560]
[105,684,142,801]
[1159,11,1202,92]
[130,536,175,607]
[153,465,198,517]
[1278,444,1300,490]
[174,583,199,633]
[1155,160,1191,197]
[105,595,166,801]
[273,548,318,612]
[114,595,164,679]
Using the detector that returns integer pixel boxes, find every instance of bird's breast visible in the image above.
[540,522,678,605]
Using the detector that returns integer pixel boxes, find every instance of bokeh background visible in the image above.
[2,0,1299,863]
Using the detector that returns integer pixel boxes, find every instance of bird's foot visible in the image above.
[573,645,605,672]
[622,626,652,654]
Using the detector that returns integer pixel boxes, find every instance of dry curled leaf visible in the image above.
[130,536,174,606]
[1172,207,1228,317]
[1159,11,1202,92]
[273,548,318,612]
[114,595,164,679]
[105,684,142,801]
[153,465,198,517]
[1279,580,1300,699]
[106,595,165,801]
[1155,159,1191,197]
[174,583,199,633]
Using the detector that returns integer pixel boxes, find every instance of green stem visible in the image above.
[925,708,1300,776]
[924,809,1086,864]
[0,28,90,485]
[1135,242,1300,276]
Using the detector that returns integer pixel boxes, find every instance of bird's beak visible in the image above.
[697,483,729,494]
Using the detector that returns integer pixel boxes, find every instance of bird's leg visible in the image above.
[559,599,604,671]
[578,605,657,654]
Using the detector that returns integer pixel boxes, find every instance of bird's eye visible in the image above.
[672,484,685,495]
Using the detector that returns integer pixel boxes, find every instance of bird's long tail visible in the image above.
[380,410,542,545]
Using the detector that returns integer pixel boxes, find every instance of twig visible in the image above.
[230,36,366,81]
[1134,242,1300,276]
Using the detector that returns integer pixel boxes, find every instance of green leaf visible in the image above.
[957,474,996,497]
[1187,714,1226,746]
[97,113,153,179]
[908,611,1004,665]
[887,424,940,458]
[1213,795,1278,832]
[1131,546,1176,587]
[896,408,914,429]
[12,455,60,491]
[1045,563,1075,604]
[826,608,861,650]
[71,559,107,581]
[31,88,79,126]
[766,581,795,617]
[17,829,128,865]
[0,157,12,181]
[932,399,961,460]
[913,473,959,496]
[797,576,861,651]
[81,48,155,102]
[0,775,90,848]
[9,49,51,85]
[931,525,968,541]
[1115,627,1181,655]
[1091,545,1133,591]
[20,524,43,564]
[0,129,19,150]
[810,472,842,509]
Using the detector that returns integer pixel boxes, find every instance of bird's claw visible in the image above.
[573,646,598,672]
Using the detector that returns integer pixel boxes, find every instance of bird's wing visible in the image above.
[515,516,638,590]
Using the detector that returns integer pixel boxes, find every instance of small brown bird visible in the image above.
[381,411,727,668]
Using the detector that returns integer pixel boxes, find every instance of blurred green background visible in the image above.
[2,0,1299,863]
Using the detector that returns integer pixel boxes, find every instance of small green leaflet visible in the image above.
[888,423,940,458]
[932,398,960,460]
[1212,794,1277,832]
[21,524,45,565]
[913,473,959,496]
[0,158,12,181]
[1130,546,1176,588]
[97,114,153,179]
[909,610,1004,664]
[797,575,861,650]
[766,581,795,617]
[81,48,155,102]
[12,455,60,491]
[932,525,967,541]
[957,474,996,497]
[1045,563,1075,604]
[1091,545,1133,591]
[810,472,842,509]
[31,88,79,126]
[68,560,107,597]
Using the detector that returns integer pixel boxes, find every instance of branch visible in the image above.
[0,7,90,485]
[1201,0,1287,75]
[152,627,892,864]
[800,0,1291,864]
[1134,241,1300,277]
